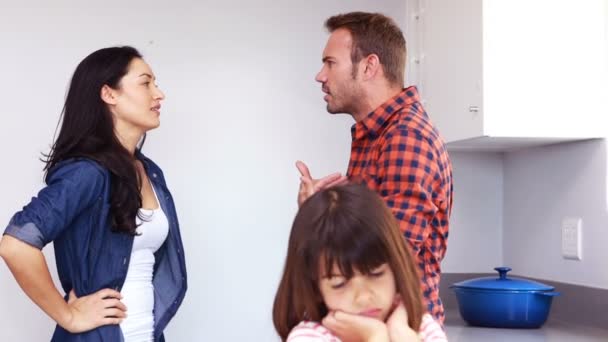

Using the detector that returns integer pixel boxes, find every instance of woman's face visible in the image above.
[318,262,397,321]
[107,58,165,135]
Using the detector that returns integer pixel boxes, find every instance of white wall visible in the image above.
[441,152,503,273]
[0,1,409,341]
[503,140,608,289]
[445,140,608,291]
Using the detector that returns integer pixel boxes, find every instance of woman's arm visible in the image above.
[0,235,72,326]
[0,235,126,333]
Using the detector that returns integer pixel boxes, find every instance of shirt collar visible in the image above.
[351,86,421,141]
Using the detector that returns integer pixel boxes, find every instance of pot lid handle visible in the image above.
[494,267,512,280]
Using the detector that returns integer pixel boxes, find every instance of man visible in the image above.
[297,12,453,324]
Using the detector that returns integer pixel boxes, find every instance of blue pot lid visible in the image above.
[452,267,554,291]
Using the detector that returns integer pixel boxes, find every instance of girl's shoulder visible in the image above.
[418,313,448,341]
[286,321,341,342]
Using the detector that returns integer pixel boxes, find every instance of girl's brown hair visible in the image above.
[273,184,424,340]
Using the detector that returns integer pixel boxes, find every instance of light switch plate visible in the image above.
[561,217,582,260]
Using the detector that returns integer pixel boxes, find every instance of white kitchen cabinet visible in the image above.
[415,0,608,151]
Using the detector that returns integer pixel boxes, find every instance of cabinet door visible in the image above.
[482,0,608,139]
[420,0,484,143]
[420,0,607,145]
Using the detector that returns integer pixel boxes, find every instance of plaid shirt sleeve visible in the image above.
[375,128,441,252]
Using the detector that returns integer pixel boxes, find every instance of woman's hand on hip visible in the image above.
[61,288,127,333]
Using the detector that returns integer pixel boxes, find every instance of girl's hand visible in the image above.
[386,302,420,341]
[322,310,389,342]
[61,289,127,333]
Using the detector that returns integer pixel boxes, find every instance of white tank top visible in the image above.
[120,186,169,342]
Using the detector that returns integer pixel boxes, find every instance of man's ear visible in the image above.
[362,54,381,80]
[100,84,118,105]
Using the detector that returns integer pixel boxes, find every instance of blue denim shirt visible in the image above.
[3,153,187,341]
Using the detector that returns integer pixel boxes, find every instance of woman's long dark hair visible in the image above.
[44,46,145,235]
[273,184,425,340]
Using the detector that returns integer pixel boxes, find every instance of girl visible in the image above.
[273,184,446,341]
[0,46,187,341]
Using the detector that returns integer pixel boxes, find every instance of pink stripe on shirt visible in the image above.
[286,314,447,342]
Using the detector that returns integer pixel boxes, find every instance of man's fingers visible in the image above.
[315,173,343,190]
[295,160,312,179]
[300,176,314,189]
[324,175,349,189]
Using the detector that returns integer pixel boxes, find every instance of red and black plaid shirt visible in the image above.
[347,86,453,323]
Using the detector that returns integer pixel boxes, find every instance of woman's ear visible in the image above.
[100,84,118,105]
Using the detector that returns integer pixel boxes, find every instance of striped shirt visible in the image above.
[286,314,447,341]
[347,86,453,323]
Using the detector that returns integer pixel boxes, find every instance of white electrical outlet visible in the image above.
[561,217,582,260]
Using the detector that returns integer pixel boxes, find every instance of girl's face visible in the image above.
[318,262,397,321]
[106,58,165,135]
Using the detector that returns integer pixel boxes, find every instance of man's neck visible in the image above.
[352,85,403,122]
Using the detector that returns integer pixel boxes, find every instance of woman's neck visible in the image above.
[114,127,143,156]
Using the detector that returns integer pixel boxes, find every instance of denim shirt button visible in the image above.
[152,173,157,178]
[123,257,127,265]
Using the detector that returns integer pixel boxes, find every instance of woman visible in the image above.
[0,46,187,341]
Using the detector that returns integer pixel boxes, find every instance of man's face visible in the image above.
[315,28,363,115]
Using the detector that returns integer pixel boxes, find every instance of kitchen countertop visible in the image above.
[444,309,608,342]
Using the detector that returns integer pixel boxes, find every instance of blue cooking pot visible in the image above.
[450,267,560,328]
